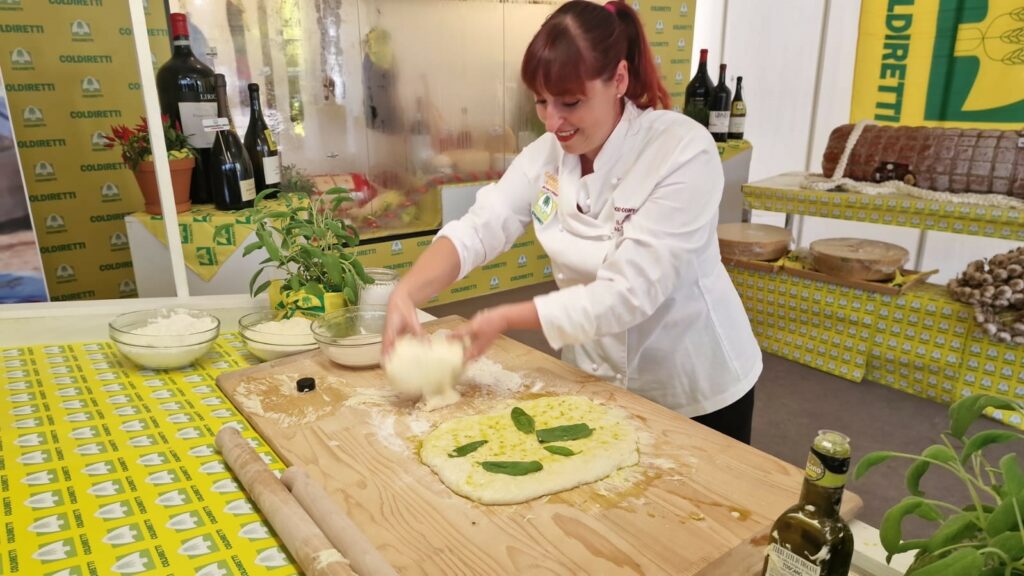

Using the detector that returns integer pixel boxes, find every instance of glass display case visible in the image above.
[170,0,558,241]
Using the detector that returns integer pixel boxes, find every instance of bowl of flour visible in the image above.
[109,308,220,369]
[239,311,317,361]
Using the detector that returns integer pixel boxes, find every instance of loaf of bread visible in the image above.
[822,124,1024,197]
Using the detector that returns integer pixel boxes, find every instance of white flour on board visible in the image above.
[461,357,525,393]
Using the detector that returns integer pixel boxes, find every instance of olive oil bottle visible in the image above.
[762,430,854,576]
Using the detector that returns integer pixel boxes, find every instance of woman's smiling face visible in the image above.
[534,60,628,163]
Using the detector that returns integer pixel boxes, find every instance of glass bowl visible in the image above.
[109,308,220,369]
[238,311,318,361]
[311,305,387,368]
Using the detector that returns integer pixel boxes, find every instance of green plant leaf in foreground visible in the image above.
[922,511,980,554]
[536,423,593,443]
[906,444,958,496]
[999,453,1024,497]
[960,429,1024,464]
[510,407,535,434]
[448,440,487,458]
[985,492,1024,537]
[949,395,1017,439]
[543,445,579,457]
[987,530,1024,562]
[480,461,543,476]
[854,450,899,481]
[907,548,983,576]
[880,496,942,554]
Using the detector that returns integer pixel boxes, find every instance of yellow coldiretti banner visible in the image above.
[633,0,697,114]
[1,0,170,301]
[851,0,1024,127]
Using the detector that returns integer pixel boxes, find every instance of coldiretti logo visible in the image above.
[109,232,129,252]
[22,105,44,127]
[44,214,67,234]
[924,0,1024,123]
[70,19,93,41]
[34,161,56,182]
[391,240,403,255]
[100,182,121,202]
[489,276,500,289]
[119,280,137,298]
[90,131,110,151]
[81,76,102,97]
[10,47,32,70]
[55,264,77,284]
[0,0,22,11]
[677,38,687,50]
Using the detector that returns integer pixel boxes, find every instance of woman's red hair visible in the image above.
[521,0,670,110]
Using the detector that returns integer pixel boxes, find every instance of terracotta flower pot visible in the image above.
[133,157,195,215]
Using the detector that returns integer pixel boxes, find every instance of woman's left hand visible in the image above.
[453,306,511,361]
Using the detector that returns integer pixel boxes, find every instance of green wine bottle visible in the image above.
[762,430,854,576]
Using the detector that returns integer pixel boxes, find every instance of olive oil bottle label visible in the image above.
[765,543,822,576]
[805,447,850,489]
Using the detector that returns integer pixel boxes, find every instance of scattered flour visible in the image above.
[461,357,524,392]
[368,411,405,452]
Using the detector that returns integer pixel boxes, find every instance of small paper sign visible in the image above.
[202,118,230,132]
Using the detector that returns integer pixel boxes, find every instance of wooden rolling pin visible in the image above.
[215,427,354,576]
[281,467,398,576]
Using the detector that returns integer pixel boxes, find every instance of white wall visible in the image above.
[694,0,1018,282]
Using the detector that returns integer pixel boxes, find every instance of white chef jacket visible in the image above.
[437,100,762,417]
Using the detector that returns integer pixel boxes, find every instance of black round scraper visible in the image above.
[296,377,316,393]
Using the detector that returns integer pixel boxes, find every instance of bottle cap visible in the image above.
[813,429,851,458]
[296,377,316,393]
[169,13,190,38]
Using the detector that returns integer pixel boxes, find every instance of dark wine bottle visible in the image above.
[729,76,746,141]
[156,13,216,204]
[243,83,281,198]
[209,74,256,211]
[683,48,715,127]
[708,64,732,143]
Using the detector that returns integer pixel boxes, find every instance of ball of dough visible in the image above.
[384,335,465,411]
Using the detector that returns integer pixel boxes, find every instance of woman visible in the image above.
[383,0,762,443]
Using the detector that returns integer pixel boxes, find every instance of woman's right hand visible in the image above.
[382,288,424,357]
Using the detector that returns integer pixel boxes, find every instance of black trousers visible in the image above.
[692,386,755,445]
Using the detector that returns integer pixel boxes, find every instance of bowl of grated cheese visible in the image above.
[239,311,318,361]
[311,305,386,368]
[109,308,220,369]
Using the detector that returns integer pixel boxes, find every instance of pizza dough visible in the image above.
[419,396,639,505]
[384,335,465,411]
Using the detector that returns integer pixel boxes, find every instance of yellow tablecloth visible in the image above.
[1,334,301,575]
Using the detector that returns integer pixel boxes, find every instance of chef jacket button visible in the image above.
[615,373,623,381]
[558,225,564,232]
[591,363,599,372]
[557,273,564,280]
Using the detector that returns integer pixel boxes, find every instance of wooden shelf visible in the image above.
[742,172,1024,241]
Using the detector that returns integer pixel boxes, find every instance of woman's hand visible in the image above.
[453,306,511,361]
[383,288,424,357]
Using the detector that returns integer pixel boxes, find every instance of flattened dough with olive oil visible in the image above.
[419,396,639,505]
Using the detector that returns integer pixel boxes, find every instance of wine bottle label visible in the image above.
[764,543,821,576]
[264,129,278,152]
[708,111,730,133]
[240,178,257,201]
[805,447,849,488]
[729,116,746,134]
[262,156,281,186]
[178,102,218,149]
[202,118,231,132]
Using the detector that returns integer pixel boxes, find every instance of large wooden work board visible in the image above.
[217,316,862,575]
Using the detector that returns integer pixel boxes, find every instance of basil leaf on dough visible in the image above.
[536,423,593,443]
[480,460,544,476]
[448,440,488,458]
[543,445,578,457]
[510,407,535,434]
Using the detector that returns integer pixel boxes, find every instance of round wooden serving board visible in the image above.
[717,223,792,261]
[809,237,909,281]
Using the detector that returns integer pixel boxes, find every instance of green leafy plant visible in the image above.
[243,187,372,308]
[855,393,1024,575]
[104,115,194,171]
[279,163,315,194]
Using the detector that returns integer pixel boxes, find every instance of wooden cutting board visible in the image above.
[217,316,862,576]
